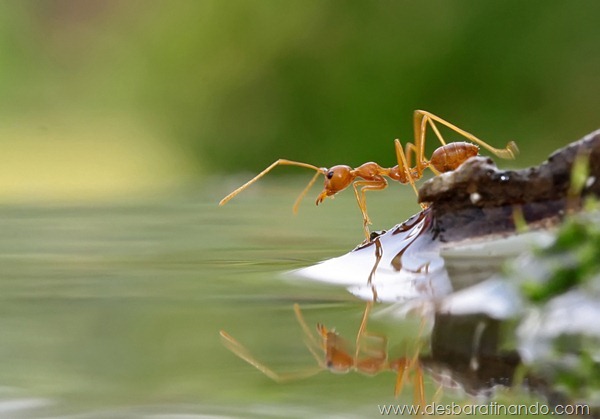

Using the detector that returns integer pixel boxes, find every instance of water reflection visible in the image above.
[425,313,520,396]
[221,301,428,406]
[222,206,528,405]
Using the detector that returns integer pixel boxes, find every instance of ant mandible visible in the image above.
[220,302,426,402]
[219,110,519,241]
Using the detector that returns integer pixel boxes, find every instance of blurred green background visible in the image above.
[1,2,599,416]
[1,0,599,202]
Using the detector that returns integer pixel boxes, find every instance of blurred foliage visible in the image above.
[1,0,600,199]
[521,216,600,303]
[511,210,600,405]
[553,340,600,402]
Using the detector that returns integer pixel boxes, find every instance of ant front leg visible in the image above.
[351,179,388,241]
[354,300,373,360]
[354,301,389,376]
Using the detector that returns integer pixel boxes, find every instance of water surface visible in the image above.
[0,180,542,417]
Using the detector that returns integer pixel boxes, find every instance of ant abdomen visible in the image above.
[430,142,479,173]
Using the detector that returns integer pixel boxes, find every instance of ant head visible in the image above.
[316,323,354,373]
[316,165,354,205]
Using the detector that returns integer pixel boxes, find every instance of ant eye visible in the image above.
[327,171,334,179]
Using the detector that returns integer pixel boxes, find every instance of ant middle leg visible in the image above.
[393,139,419,196]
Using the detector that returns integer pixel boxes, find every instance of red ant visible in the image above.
[220,302,426,402]
[219,110,518,241]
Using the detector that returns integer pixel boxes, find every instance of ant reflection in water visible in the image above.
[220,110,518,241]
[220,302,426,404]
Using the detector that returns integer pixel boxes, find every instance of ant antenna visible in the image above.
[219,159,326,208]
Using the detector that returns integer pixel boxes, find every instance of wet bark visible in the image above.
[419,129,600,242]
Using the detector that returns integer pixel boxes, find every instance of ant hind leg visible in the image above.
[414,110,518,160]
